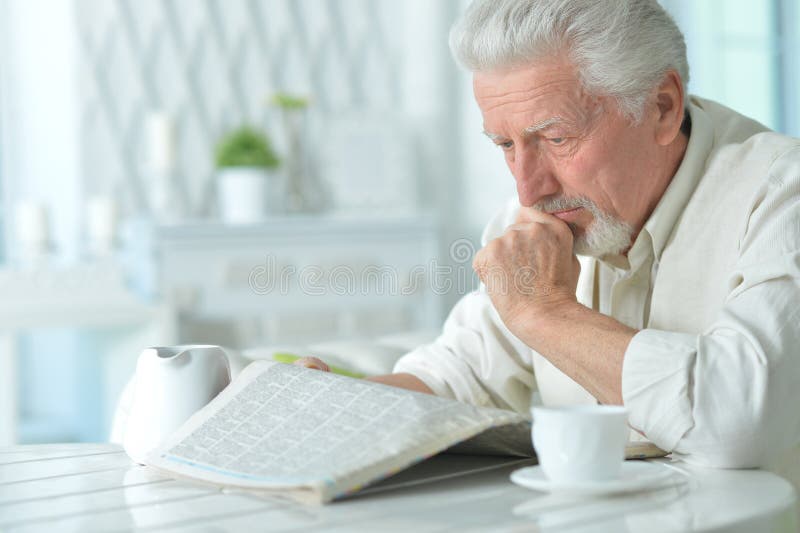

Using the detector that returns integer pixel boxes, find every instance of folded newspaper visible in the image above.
[145,360,664,503]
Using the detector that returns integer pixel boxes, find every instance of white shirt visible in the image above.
[394,96,800,475]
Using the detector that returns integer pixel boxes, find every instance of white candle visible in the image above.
[15,201,50,247]
[86,196,117,255]
[147,112,175,175]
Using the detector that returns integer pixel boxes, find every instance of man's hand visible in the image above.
[293,357,434,395]
[293,356,330,372]
[472,207,581,337]
[472,207,635,405]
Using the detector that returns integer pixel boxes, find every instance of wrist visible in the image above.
[516,296,583,342]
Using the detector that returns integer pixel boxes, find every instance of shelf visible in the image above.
[125,213,440,243]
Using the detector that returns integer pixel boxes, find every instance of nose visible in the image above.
[510,147,561,207]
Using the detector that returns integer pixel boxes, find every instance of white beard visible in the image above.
[533,196,633,258]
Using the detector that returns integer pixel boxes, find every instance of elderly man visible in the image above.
[300,0,800,475]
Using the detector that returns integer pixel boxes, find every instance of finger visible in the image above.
[506,220,563,234]
[515,206,537,223]
[506,222,536,232]
[472,245,486,270]
[293,356,330,372]
[515,207,561,226]
[505,219,574,251]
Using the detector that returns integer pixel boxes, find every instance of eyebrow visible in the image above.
[483,116,564,141]
[523,117,563,135]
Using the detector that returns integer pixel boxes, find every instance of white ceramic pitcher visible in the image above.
[123,344,231,464]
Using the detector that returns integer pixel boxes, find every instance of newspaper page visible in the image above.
[447,420,534,457]
[146,360,529,503]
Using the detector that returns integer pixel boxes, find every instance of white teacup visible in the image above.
[532,405,629,483]
[124,345,231,464]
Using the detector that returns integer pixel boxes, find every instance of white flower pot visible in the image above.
[217,167,275,223]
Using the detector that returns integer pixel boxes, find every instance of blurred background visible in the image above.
[0,0,797,445]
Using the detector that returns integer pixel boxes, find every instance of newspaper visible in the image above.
[145,360,529,503]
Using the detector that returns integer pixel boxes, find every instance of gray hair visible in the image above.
[449,0,689,122]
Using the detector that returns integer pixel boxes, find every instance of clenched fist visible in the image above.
[472,207,581,337]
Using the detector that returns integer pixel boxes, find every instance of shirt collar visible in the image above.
[599,97,715,272]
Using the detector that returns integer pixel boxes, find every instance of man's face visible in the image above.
[474,58,663,256]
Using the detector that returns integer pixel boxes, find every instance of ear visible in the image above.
[653,70,685,146]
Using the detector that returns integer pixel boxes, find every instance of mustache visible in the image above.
[533,196,596,213]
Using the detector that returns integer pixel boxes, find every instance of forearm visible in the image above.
[366,372,434,394]
[518,302,637,405]
[294,355,435,394]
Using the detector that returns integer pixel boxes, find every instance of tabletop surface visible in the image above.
[0,443,797,532]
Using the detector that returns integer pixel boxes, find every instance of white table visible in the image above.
[0,444,796,532]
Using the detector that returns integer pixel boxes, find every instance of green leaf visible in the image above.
[270,92,310,110]
[215,126,280,169]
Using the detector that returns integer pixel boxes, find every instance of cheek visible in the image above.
[554,143,625,216]
[556,146,606,195]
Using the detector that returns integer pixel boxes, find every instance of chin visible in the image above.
[572,220,633,258]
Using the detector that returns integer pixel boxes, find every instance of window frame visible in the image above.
[0,0,7,265]
[775,0,800,136]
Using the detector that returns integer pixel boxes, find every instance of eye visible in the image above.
[548,137,565,145]
[497,140,514,151]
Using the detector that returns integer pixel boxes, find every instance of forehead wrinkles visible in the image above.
[476,78,580,114]
[482,93,603,140]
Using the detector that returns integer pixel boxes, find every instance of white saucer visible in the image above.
[510,461,675,496]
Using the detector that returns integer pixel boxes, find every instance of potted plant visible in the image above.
[215,126,281,223]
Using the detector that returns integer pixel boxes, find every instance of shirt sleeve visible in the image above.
[393,197,536,412]
[623,147,800,468]
[393,290,535,412]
